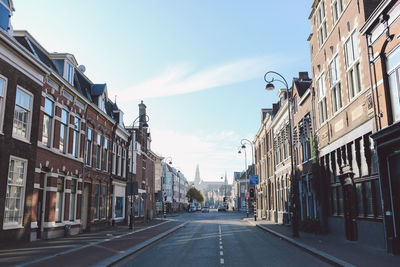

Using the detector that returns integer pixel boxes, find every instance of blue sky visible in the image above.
[12,0,311,183]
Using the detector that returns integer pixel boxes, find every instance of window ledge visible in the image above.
[3,224,24,230]
[12,134,31,144]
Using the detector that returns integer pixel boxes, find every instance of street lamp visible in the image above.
[238,146,249,217]
[161,157,173,218]
[241,138,256,221]
[128,114,150,230]
[264,71,298,237]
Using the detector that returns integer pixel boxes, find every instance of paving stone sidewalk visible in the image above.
[0,218,181,267]
[247,218,400,267]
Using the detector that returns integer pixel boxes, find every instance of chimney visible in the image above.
[298,72,309,80]
[138,100,147,127]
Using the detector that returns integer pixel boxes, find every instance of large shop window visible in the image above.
[55,177,64,223]
[42,95,54,147]
[355,179,382,218]
[69,179,76,221]
[0,75,7,133]
[134,196,139,217]
[13,87,33,141]
[387,45,400,122]
[4,157,27,229]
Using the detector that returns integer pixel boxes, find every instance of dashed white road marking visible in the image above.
[220,245,223,249]
[220,251,223,256]
[219,224,224,265]
[220,258,224,264]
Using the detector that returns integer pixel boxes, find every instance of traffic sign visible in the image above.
[249,175,259,185]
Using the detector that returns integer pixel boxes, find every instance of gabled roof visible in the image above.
[293,78,312,98]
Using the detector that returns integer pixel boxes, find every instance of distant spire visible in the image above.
[194,164,201,185]
[224,171,227,184]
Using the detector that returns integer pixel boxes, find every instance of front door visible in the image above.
[36,189,43,239]
[388,152,400,252]
[82,183,89,231]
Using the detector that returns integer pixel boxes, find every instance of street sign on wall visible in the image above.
[249,175,259,185]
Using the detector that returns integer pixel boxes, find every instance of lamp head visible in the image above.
[238,150,241,154]
[143,122,149,127]
[241,144,246,149]
[169,161,172,165]
[265,83,275,91]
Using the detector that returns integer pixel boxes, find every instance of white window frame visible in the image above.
[331,0,344,25]
[69,178,77,221]
[55,176,65,223]
[317,73,328,124]
[59,108,69,153]
[112,143,116,175]
[72,115,80,158]
[86,128,93,166]
[42,95,55,147]
[96,133,102,170]
[329,54,343,114]
[0,74,7,134]
[122,148,126,178]
[345,30,362,99]
[3,156,28,229]
[12,86,33,142]
[103,138,109,172]
[387,44,400,122]
[117,146,122,176]
[317,0,327,47]
[64,61,74,85]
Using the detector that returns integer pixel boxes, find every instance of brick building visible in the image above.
[361,0,400,254]
[309,0,383,246]
[0,3,50,241]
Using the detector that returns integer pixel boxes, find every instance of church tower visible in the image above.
[194,164,201,186]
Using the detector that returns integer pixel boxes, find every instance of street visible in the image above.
[115,211,331,267]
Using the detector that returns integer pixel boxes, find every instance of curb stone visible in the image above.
[245,219,356,267]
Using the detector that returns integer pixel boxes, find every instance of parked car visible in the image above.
[196,206,201,212]
[201,207,209,213]
[218,206,226,212]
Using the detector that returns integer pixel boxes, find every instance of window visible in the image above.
[13,87,33,140]
[42,96,54,147]
[65,62,74,85]
[387,45,400,122]
[72,116,80,158]
[332,0,344,24]
[356,179,382,218]
[60,108,68,153]
[95,134,102,169]
[112,143,116,174]
[55,177,64,222]
[47,79,59,91]
[94,184,100,220]
[317,1,327,46]
[4,157,27,228]
[69,179,76,221]
[86,128,93,166]
[317,73,328,123]
[345,31,362,98]
[115,196,124,218]
[0,76,7,132]
[98,95,106,112]
[117,146,122,176]
[75,100,85,110]
[102,185,107,219]
[122,148,126,178]
[103,138,109,172]
[329,55,343,113]
[62,90,73,102]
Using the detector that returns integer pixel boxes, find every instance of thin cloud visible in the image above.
[120,55,288,99]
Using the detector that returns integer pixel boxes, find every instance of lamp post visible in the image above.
[238,146,249,217]
[161,157,172,218]
[264,71,298,237]
[241,138,256,221]
[128,115,149,230]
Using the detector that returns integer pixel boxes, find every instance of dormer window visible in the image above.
[98,95,106,112]
[119,112,124,127]
[65,62,74,85]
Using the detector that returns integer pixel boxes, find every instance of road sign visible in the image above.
[249,174,259,185]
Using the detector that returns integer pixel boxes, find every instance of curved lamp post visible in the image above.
[264,71,298,237]
[128,114,149,230]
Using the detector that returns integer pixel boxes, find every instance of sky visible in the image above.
[12,0,311,183]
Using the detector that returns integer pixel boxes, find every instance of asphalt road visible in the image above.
[114,211,331,267]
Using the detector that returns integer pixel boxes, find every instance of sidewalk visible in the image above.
[0,218,184,267]
[245,218,400,267]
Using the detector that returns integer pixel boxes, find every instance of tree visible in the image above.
[186,187,204,203]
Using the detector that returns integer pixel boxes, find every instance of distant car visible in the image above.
[196,206,201,212]
[218,206,226,212]
[188,207,195,212]
[201,207,209,213]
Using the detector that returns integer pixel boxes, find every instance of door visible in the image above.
[82,183,89,231]
[36,190,43,239]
